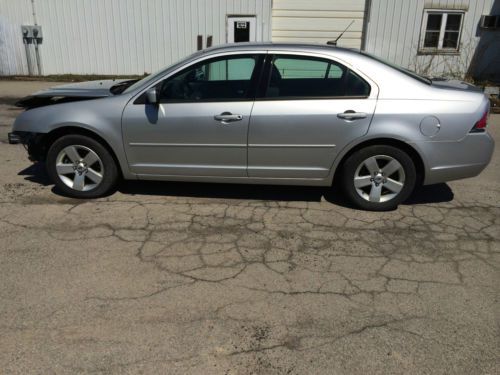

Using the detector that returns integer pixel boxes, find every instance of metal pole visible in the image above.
[24,42,34,76]
[34,40,42,75]
[31,0,42,75]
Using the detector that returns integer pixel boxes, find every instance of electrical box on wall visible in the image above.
[21,25,43,44]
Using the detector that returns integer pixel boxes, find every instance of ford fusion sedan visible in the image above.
[10,43,494,210]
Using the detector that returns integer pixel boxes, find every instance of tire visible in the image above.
[340,145,417,211]
[46,134,119,198]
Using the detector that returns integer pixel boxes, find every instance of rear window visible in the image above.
[361,52,431,85]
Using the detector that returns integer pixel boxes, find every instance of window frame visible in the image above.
[256,53,372,101]
[134,53,265,104]
[419,9,465,54]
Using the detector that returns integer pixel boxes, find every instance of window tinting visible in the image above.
[157,55,257,102]
[274,58,330,79]
[264,55,370,99]
[345,70,371,96]
[205,58,256,80]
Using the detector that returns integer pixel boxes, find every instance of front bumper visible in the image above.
[8,131,32,144]
[7,131,46,161]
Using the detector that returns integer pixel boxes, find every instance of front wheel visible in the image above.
[46,134,119,198]
[340,145,417,211]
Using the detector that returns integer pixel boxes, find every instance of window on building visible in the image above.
[420,10,464,52]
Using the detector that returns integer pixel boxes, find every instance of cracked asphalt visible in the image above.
[0,81,499,374]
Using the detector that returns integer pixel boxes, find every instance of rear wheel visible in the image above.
[46,135,119,198]
[341,145,417,211]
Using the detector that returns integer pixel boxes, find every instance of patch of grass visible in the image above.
[0,74,148,82]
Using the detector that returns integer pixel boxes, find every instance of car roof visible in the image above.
[202,42,360,56]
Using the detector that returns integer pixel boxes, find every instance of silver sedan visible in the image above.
[10,43,494,210]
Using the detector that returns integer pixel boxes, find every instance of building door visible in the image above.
[227,16,256,43]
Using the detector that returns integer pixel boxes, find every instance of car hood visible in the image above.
[431,79,483,92]
[31,79,130,97]
[15,79,134,109]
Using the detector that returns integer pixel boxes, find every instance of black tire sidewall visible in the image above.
[341,145,417,211]
[46,135,118,198]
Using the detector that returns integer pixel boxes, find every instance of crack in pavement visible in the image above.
[0,154,499,374]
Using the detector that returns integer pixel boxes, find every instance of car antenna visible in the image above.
[327,20,355,46]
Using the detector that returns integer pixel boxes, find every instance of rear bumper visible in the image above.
[418,132,495,185]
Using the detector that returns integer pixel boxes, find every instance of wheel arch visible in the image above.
[37,126,125,178]
[332,137,426,186]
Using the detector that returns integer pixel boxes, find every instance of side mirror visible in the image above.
[145,87,158,105]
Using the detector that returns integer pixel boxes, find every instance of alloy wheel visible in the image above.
[55,145,104,191]
[353,155,405,203]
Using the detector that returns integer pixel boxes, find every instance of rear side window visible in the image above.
[264,55,370,99]
[345,70,371,96]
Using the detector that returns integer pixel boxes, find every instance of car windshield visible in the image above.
[361,52,432,85]
[121,50,205,95]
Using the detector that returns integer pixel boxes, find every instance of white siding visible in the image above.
[271,0,367,48]
[0,0,33,75]
[364,0,499,80]
[0,0,272,75]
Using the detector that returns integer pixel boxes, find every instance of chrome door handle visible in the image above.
[337,111,367,120]
[214,112,243,123]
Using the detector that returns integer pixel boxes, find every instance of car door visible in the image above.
[248,53,377,179]
[122,53,263,177]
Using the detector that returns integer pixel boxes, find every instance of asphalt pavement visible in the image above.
[0,81,498,374]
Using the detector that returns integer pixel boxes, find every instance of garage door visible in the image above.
[272,0,366,48]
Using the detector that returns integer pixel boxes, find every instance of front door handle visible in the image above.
[337,110,367,120]
[214,112,243,123]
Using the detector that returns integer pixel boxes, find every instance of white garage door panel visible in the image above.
[273,18,364,32]
[272,0,366,48]
[273,31,362,39]
[273,10,364,19]
[272,37,362,48]
[273,0,365,12]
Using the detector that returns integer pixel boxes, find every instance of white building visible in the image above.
[0,0,498,81]
[363,0,500,82]
[0,0,368,75]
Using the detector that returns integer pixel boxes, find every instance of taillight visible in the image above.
[470,110,489,133]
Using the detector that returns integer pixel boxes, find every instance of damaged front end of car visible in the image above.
[8,79,139,160]
[12,78,138,111]
[7,131,46,161]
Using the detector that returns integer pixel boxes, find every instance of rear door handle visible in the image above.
[337,110,367,120]
[214,112,243,123]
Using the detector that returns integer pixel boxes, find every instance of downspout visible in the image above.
[360,0,372,51]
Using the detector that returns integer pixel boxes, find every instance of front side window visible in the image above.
[420,10,464,52]
[264,55,370,99]
[157,55,258,102]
